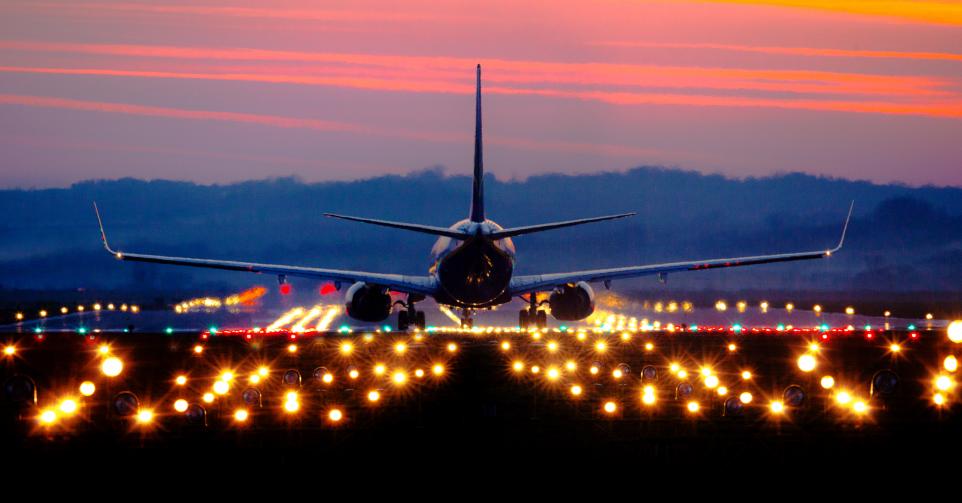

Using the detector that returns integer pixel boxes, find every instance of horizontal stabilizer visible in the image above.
[323,213,468,239]
[488,213,636,240]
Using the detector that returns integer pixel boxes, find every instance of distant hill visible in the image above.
[1,166,960,293]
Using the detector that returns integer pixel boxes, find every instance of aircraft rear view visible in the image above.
[95,65,851,332]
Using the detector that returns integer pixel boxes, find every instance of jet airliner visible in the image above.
[95,65,852,330]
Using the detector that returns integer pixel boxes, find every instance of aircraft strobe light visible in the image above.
[797,354,817,373]
[101,357,124,377]
[948,321,962,344]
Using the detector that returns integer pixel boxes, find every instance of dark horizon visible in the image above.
[3,166,961,293]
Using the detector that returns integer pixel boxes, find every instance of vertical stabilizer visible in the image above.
[469,64,485,223]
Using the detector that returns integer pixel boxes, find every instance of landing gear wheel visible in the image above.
[415,310,426,330]
[536,310,547,330]
[398,310,409,331]
[519,309,529,330]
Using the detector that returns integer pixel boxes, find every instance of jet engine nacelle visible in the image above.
[344,282,392,322]
[548,281,595,321]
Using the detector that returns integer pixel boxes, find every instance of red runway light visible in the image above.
[319,283,336,295]
[279,284,292,296]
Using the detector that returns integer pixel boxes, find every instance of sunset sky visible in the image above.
[1,0,960,187]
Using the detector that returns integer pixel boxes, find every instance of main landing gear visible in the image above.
[519,294,547,330]
[396,294,426,331]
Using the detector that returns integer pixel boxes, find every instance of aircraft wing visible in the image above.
[94,204,437,295]
[509,203,853,295]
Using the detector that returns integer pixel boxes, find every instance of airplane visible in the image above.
[94,65,853,331]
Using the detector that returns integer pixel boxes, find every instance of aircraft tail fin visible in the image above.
[469,64,485,223]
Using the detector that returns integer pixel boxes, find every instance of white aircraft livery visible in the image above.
[95,65,852,330]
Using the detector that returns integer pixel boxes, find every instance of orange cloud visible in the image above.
[594,41,962,63]
[2,39,958,112]
[700,0,962,26]
[16,2,458,23]
[0,93,699,160]
[0,93,371,133]
[2,59,959,119]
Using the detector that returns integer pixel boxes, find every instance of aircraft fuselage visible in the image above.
[429,219,516,308]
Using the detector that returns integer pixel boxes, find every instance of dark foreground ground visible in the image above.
[2,327,961,470]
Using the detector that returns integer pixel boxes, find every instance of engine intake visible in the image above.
[548,281,595,321]
[344,282,392,322]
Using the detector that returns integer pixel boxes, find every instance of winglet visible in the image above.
[829,200,854,254]
[92,202,119,255]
